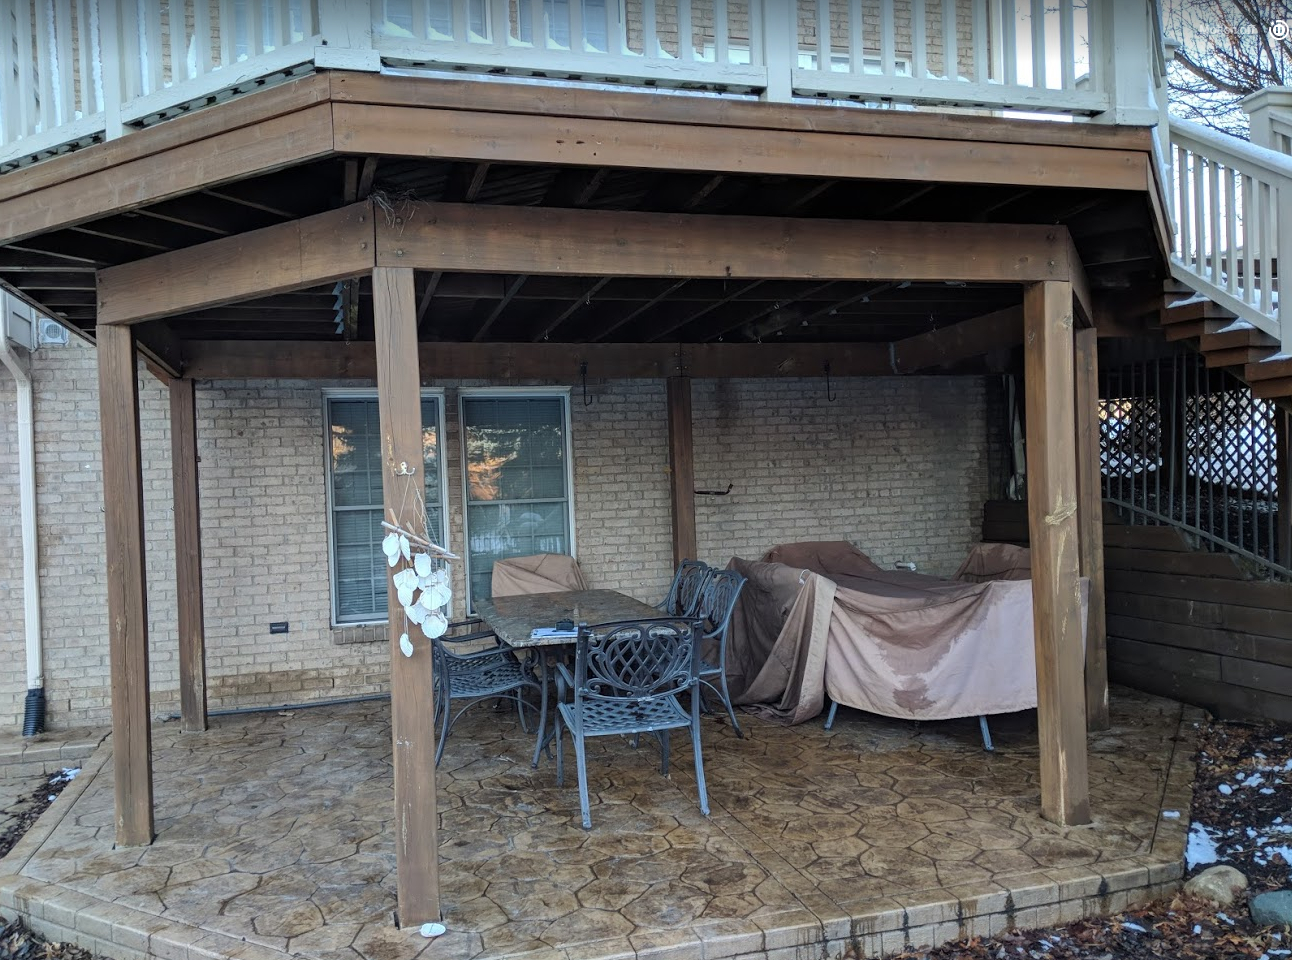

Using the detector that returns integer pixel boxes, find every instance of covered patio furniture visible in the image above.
[725,541,1087,730]
[432,629,544,765]
[554,618,710,829]
[491,553,588,596]
[659,559,713,617]
[696,568,748,738]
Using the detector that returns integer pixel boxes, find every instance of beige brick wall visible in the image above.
[0,341,989,729]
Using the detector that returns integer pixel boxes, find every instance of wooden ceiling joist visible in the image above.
[890,305,1025,373]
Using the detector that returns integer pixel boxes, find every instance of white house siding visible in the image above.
[0,341,990,729]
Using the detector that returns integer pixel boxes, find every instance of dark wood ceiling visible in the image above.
[0,149,1164,348]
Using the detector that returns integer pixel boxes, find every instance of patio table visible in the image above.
[475,588,663,766]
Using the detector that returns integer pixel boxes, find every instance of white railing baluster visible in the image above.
[847,0,862,75]
[1000,0,1016,86]
[1030,0,1045,88]
[169,0,189,83]
[1225,168,1238,296]
[15,0,35,136]
[911,0,926,81]
[972,0,987,83]
[489,0,508,48]
[714,0,728,64]
[1192,154,1206,278]
[1261,182,1275,318]
[642,0,657,58]
[675,0,689,60]
[1,3,18,142]
[451,0,468,41]
[34,0,55,126]
[878,0,893,76]
[1208,158,1222,287]
[942,0,956,82]
[218,0,235,65]
[815,0,828,71]
[76,0,98,111]
[1059,0,1073,89]
[1176,144,1191,269]
[568,0,583,52]
[1279,183,1292,353]
[53,0,76,123]
[247,0,263,56]
[1242,174,1255,308]
[193,0,213,75]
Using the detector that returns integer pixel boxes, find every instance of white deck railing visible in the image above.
[1166,118,1292,352]
[2,0,1164,170]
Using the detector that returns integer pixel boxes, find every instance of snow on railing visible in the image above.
[1167,117,1292,351]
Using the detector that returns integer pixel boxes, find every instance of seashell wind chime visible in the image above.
[381,454,459,659]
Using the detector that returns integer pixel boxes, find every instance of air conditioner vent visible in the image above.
[37,318,69,346]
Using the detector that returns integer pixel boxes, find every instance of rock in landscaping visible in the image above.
[1251,890,1292,929]
[1183,865,1248,907]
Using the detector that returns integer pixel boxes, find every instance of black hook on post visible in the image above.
[580,360,592,406]
[824,361,837,402]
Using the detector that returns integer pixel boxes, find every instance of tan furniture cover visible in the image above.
[491,554,588,597]
[726,541,1086,726]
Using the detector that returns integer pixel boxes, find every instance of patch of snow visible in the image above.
[1168,293,1211,307]
[1216,319,1257,333]
[1163,810,1181,819]
[1262,787,1276,795]
[1219,783,1234,795]
[1193,924,1202,935]
[1123,922,1147,933]
[1188,822,1221,869]
[1242,773,1265,788]
[1218,911,1235,925]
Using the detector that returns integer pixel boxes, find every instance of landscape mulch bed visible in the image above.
[1,725,1291,959]
[0,769,76,862]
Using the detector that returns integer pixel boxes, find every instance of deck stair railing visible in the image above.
[1100,348,1291,578]
[1165,117,1292,354]
[2,0,1166,169]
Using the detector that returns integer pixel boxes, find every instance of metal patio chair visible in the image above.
[432,626,543,766]
[554,618,710,829]
[658,559,712,617]
[695,569,748,738]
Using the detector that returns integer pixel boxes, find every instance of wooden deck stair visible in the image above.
[1153,285,1292,403]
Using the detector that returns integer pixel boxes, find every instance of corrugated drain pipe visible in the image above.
[0,311,44,735]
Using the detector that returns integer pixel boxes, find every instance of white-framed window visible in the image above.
[460,389,575,611]
[324,389,448,626]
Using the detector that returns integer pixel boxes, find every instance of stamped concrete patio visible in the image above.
[0,687,1195,960]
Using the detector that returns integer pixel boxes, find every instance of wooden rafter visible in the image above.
[531,277,612,342]
[471,275,527,341]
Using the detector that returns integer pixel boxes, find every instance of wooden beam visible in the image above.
[182,340,896,380]
[97,203,375,325]
[335,104,1149,195]
[1064,232,1093,327]
[890,305,1023,373]
[1073,326,1109,731]
[667,378,697,565]
[329,72,1157,153]
[376,202,1076,284]
[372,266,440,924]
[2,103,335,246]
[1023,279,1091,827]
[169,378,207,733]
[97,325,154,846]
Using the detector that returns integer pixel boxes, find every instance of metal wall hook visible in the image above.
[824,361,837,402]
[580,360,592,406]
[694,483,734,496]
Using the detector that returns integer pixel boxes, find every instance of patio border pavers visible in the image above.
[0,704,1201,960]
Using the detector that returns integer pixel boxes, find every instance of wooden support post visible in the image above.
[1023,280,1091,827]
[169,378,207,733]
[1278,409,1292,566]
[373,266,440,924]
[1073,326,1109,732]
[97,324,154,846]
[667,376,697,565]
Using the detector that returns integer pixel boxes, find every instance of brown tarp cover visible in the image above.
[491,554,588,596]
[727,541,1086,725]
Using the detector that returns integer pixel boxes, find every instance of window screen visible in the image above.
[462,395,572,608]
[327,396,444,623]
